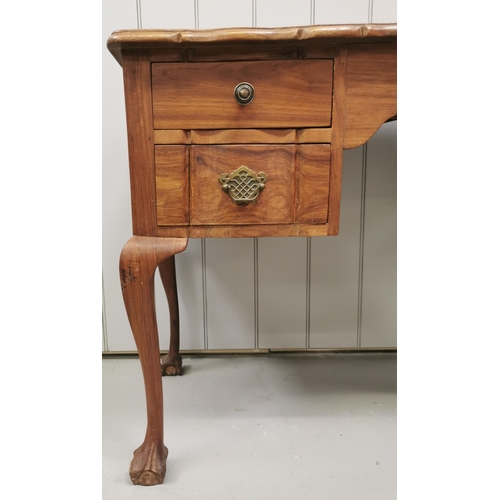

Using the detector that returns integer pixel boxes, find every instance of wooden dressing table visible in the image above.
[107,24,396,486]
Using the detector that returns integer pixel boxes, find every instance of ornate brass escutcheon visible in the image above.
[219,166,267,205]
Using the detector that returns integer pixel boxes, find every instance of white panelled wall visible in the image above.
[102,0,397,352]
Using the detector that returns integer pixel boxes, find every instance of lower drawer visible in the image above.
[155,144,331,227]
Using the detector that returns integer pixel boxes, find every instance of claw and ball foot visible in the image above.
[129,440,169,486]
[161,352,182,376]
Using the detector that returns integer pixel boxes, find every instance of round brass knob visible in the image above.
[234,82,255,105]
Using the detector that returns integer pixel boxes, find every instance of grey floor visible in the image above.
[103,353,396,499]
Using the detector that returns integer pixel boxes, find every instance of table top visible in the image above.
[107,24,397,64]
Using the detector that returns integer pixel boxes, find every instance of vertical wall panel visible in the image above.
[373,0,397,23]
[259,238,307,348]
[199,0,252,29]
[360,122,397,347]
[310,149,363,347]
[315,0,369,24]
[205,239,255,349]
[257,0,310,27]
[102,0,141,351]
[141,0,194,28]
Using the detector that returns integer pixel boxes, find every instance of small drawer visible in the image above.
[151,60,333,130]
[189,144,331,226]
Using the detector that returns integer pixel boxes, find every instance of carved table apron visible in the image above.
[107,24,397,486]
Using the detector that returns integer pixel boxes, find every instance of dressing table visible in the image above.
[107,24,396,486]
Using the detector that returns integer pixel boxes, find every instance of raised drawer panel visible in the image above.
[190,145,295,225]
[295,144,331,223]
[155,145,189,226]
[151,60,333,129]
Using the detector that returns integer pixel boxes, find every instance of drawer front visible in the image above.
[190,145,295,225]
[189,145,331,226]
[152,60,333,130]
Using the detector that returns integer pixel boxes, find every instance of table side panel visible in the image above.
[343,42,397,149]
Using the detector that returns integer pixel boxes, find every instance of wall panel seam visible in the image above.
[357,143,368,348]
[201,239,209,349]
[194,0,200,29]
[254,238,259,349]
[305,237,311,348]
[136,0,142,29]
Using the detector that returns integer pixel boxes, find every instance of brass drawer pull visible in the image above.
[219,166,267,205]
[234,82,255,105]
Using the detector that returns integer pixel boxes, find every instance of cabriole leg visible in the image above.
[119,236,188,486]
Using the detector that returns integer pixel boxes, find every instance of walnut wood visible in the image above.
[119,236,188,485]
[299,44,335,59]
[148,49,187,62]
[155,146,190,226]
[145,44,335,63]
[108,24,397,65]
[154,128,331,145]
[295,145,331,224]
[151,60,333,130]
[190,145,295,226]
[154,130,191,145]
[328,45,348,236]
[152,224,329,238]
[343,42,397,149]
[191,129,296,144]
[122,51,157,236]
[188,224,329,238]
[158,256,182,376]
[297,129,331,144]
[188,44,298,62]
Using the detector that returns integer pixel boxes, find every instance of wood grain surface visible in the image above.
[122,50,157,236]
[151,60,333,129]
[108,24,397,65]
[154,128,332,145]
[119,236,188,485]
[147,224,329,238]
[344,42,397,149]
[187,224,329,238]
[328,45,348,236]
[295,145,331,224]
[155,145,189,226]
[190,145,295,225]
[143,44,336,64]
